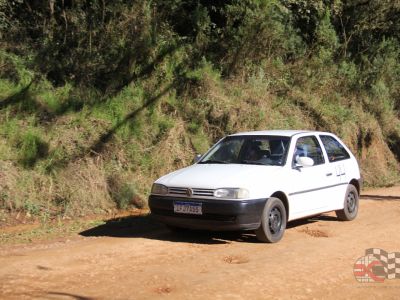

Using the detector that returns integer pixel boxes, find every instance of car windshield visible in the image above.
[199,135,290,166]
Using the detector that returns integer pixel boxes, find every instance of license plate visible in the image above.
[173,201,202,215]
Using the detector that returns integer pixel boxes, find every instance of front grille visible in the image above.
[168,187,187,195]
[168,187,215,198]
[193,188,214,197]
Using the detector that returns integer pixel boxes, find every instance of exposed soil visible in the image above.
[1,187,400,299]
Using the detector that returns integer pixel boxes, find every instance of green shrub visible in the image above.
[187,121,200,134]
[115,183,136,210]
[190,132,210,154]
[17,131,48,168]
[24,200,41,216]
[107,175,138,209]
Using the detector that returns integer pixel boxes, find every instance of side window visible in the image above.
[293,136,325,166]
[320,135,350,162]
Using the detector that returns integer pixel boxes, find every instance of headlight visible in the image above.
[214,188,249,199]
[151,183,168,195]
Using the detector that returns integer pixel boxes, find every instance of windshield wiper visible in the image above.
[199,160,228,164]
[240,160,265,165]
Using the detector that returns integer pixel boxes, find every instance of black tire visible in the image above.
[335,184,359,221]
[255,197,287,243]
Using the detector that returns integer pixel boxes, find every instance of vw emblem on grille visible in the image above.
[186,188,193,197]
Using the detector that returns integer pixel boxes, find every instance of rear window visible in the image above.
[320,135,350,162]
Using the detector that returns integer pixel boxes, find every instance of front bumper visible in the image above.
[148,195,266,231]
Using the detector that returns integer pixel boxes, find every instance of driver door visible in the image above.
[288,135,331,219]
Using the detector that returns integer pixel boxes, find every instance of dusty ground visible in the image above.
[1,187,400,300]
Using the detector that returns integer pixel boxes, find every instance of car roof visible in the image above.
[228,130,330,137]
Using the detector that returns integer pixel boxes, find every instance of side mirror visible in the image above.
[296,156,314,168]
[193,154,202,163]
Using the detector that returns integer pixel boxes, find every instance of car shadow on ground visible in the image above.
[361,194,400,201]
[287,215,338,229]
[80,214,256,244]
[79,213,339,244]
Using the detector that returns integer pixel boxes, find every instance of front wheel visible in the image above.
[255,197,287,243]
[335,184,359,221]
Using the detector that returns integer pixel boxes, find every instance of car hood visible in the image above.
[156,163,283,190]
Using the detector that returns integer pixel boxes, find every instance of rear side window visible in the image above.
[320,135,350,162]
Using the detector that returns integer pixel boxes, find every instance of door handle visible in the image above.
[326,173,332,176]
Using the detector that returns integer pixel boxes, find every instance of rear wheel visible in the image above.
[255,197,287,243]
[335,184,359,221]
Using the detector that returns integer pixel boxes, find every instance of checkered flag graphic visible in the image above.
[366,248,400,280]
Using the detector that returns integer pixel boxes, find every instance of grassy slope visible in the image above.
[0,51,399,222]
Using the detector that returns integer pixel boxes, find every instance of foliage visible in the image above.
[1,0,400,219]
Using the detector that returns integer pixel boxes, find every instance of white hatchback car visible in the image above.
[149,130,361,243]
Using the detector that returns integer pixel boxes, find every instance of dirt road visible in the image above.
[1,187,400,299]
